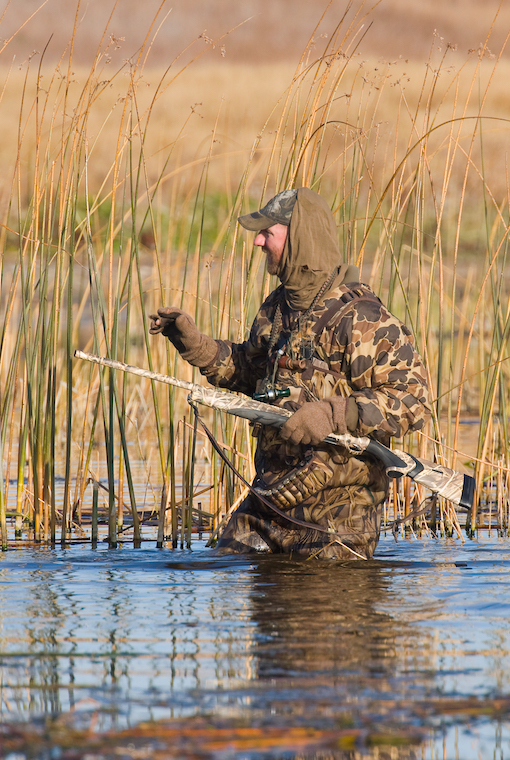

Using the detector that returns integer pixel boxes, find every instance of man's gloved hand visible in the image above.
[148,307,218,367]
[280,397,358,446]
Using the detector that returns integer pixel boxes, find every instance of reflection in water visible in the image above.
[0,550,258,729]
[251,559,404,681]
[247,559,435,743]
[0,540,510,758]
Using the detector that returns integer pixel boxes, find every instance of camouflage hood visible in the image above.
[278,187,358,310]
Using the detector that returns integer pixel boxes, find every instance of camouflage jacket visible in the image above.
[201,281,431,488]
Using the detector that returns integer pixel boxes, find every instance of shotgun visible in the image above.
[74,350,475,510]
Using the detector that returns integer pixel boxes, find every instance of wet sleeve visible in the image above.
[331,300,431,440]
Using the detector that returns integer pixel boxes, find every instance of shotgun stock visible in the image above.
[74,350,475,510]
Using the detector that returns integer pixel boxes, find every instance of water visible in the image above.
[1,534,510,759]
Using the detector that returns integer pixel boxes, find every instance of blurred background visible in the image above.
[3,0,509,66]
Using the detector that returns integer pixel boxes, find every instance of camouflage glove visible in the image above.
[280,397,358,446]
[148,307,218,367]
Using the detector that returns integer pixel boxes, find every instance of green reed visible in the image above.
[1,3,510,546]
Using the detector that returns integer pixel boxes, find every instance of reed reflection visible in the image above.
[0,559,147,726]
[0,552,258,726]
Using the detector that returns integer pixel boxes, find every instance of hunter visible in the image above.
[149,187,431,559]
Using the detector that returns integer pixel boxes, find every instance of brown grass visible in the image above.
[1,49,509,217]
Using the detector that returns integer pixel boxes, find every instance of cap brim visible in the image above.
[237,211,275,231]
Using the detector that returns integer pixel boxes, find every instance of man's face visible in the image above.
[254,223,288,275]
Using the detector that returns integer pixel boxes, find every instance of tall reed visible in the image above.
[1,2,510,546]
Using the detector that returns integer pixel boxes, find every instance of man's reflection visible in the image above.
[247,557,432,757]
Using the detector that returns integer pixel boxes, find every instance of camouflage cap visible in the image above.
[238,188,298,231]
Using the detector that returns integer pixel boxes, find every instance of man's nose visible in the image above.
[254,233,264,247]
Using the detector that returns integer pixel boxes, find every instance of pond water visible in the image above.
[1,533,510,759]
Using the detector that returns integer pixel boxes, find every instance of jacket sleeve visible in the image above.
[199,334,266,396]
[328,299,431,440]
[199,290,279,396]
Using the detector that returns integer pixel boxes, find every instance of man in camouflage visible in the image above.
[150,187,431,559]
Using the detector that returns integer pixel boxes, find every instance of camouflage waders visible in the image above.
[216,473,387,560]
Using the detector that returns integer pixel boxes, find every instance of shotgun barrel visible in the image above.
[74,350,475,509]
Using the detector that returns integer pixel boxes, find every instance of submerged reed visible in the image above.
[1,2,510,547]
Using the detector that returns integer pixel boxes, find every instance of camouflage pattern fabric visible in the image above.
[202,280,431,559]
[238,188,298,230]
[216,486,384,560]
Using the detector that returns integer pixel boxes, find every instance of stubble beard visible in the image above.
[265,248,280,276]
